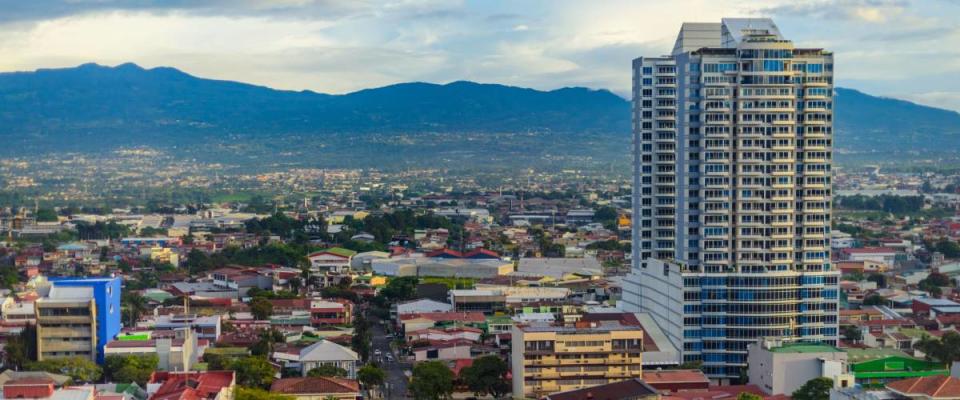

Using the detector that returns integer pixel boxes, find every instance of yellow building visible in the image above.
[148,247,180,266]
[35,287,98,362]
[511,321,644,398]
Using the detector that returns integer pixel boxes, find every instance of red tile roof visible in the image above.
[664,385,771,400]
[543,378,659,400]
[270,377,359,395]
[887,375,960,399]
[580,313,658,351]
[452,359,473,377]
[3,379,55,400]
[148,371,235,400]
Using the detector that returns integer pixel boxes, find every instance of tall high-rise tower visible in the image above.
[621,18,838,381]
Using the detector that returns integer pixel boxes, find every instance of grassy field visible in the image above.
[421,276,477,289]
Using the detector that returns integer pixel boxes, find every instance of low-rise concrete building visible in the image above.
[511,320,644,398]
[747,338,852,395]
[104,328,202,372]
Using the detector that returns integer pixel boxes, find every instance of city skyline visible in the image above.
[1,1,959,111]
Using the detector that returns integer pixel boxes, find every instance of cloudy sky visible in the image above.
[1,0,959,110]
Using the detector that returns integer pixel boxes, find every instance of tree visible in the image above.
[289,277,302,294]
[122,291,148,327]
[250,338,273,357]
[862,294,885,306]
[202,353,229,371]
[307,364,348,377]
[843,271,865,282]
[3,324,36,369]
[866,273,886,288]
[842,325,862,342]
[738,393,764,400]
[919,272,952,296]
[380,276,419,302]
[351,314,372,361]
[231,356,276,388]
[594,206,619,229]
[250,297,274,321]
[357,365,386,388]
[26,357,102,383]
[35,208,59,222]
[104,354,158,386]
[235,387,295,400]
[410,361,454,400]
[792,377,833,400]
[915,331,960,365]
[460,355,510,398]
[677,360,703,370]
[934,239,960,258]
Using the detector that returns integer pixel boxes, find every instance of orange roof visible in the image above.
[665,385,775,400]
[270,377,359,395]
[148,371,235,400]
[642,369,710,385]
[452,359,474,376]
[887,375,960,399]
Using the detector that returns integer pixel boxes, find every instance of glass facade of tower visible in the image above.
[622,19,839,381]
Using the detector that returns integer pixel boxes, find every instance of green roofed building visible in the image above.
[747,339,850,396]
[324,247,358,258]
[117,331,152,341]
[484,315,514,335]
[850,356,948,388]
[307,247,358,274]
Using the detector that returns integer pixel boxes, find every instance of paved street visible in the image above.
[371,317,410,399]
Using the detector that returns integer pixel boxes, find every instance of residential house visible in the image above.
[398,312,486,334]
[269,377,360,400]
[309,299,352,326]
[271,340,359,378]
[391,299,453,322]
[146,371,235,400]
[540,378,660,400]
[406,327,482,343]
[886,375,960,400]
[307,248,356,274]
[411,339,473,362]
[208,267,272,298]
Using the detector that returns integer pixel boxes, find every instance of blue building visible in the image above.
[49,277,122,364]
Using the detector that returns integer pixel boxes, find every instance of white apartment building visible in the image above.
[622,18,839,382]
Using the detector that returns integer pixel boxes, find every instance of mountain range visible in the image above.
[1,63,959,168]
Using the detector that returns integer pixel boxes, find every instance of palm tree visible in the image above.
[121,291,148,327]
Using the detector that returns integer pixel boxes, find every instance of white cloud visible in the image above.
[0,0,957,110]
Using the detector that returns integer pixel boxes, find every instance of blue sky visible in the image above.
[1,0,959,110]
